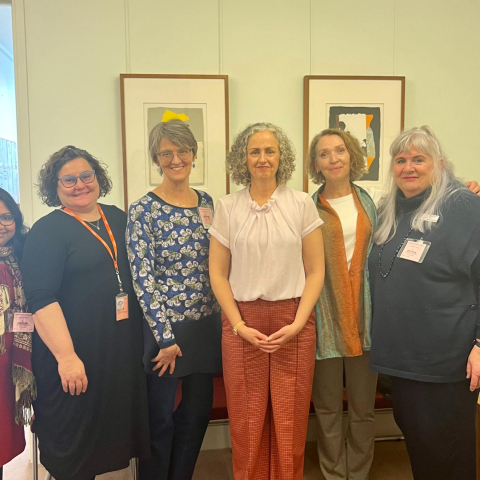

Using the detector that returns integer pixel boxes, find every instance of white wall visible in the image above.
[12,0,480,225]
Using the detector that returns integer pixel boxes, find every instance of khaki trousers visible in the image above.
[222,298,316,480]
[312,352,378,480]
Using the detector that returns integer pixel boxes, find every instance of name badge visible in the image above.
[116,293,129,321]
[421,214,439,223]
[398,239,431,263]
[12,312,34,332]
[198,207,213,229]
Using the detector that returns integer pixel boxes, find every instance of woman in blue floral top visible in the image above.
[126,119,221,480]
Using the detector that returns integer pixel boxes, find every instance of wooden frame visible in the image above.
[120,74,229,209]
[303,75,405,193]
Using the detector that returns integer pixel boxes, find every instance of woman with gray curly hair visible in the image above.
[369,126,480,480]
[209,122,325,480]
[307,128,378,480]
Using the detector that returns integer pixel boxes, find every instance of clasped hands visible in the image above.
[237,323,301,353]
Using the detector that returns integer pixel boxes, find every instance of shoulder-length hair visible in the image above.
[37,146,113,207]
[227,122,296,186]
[307,128,366,184]
[0,188,28,259]
[374,125,466,245]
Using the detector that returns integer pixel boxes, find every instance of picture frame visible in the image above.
[303,76,405,193]
[120,74,229,209]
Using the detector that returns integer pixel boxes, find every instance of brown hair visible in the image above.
[37,145,112,207]
[307,128,366,184]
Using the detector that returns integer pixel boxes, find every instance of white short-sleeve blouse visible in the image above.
[210,186,323,302]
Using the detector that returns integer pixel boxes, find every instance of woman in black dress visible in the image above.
[369,126,480,479]
[21,146,149,480]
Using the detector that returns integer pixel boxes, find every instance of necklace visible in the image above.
[378,227,413,278]
[85,219,101,230]
[160,189,195,207]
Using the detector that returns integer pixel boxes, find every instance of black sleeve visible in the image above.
[471,251,480,340]
[21,213,68,313]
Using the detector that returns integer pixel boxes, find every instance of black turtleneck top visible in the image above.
[369,188,480,382]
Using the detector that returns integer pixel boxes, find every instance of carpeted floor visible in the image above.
[4,440,413,480]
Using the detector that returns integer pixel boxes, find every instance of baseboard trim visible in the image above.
[201,408,402,451]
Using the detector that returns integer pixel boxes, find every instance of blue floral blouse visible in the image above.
[126,190,220,349]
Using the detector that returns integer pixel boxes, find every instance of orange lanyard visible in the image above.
[62,205,124,292]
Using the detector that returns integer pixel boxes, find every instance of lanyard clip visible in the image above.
[116,269,124,293]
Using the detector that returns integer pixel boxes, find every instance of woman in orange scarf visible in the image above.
[307,129,377,480]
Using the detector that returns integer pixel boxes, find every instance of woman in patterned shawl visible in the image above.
[0,188,35,479]
[127,119,222,480]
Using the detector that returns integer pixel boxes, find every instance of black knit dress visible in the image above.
[22,204,149,480]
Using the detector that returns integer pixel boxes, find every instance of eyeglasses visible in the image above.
[156,148,193,163]
[58,170,96,188]
[0,214,15,226]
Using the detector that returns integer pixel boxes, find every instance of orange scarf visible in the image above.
[315,188,372,357]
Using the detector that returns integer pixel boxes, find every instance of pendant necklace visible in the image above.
[161,189,194,207]
[378,227,413,278]
[86,219,101,230]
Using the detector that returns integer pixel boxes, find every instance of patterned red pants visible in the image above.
[222,298,316,480]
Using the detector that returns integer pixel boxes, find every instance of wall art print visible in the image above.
[120,74,229,209]
[304,76,405,193]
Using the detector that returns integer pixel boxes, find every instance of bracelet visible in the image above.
[232,321,245,336]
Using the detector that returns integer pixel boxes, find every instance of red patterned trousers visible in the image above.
[222,298,316,480]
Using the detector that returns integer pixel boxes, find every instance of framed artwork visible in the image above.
[303,76,405,193]
[120,74,229,209]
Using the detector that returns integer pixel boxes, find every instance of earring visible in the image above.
[192,163,196,169]
[156,166,162,174]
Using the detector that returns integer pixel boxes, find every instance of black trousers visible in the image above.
[139,372,214,480]
[391,376,478,480]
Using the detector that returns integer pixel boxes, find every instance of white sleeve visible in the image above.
[301,195,324,238]
[364,186,385,207]
[210,197,230,248]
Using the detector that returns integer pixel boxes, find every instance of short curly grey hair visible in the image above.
[227,123,296,186]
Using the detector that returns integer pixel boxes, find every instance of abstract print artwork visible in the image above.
[303,76,405,192]
[121,74,229,208]
[328,105,381,181]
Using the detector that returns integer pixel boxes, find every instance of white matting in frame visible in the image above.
[304,76,405,195]
[120,74,229,209]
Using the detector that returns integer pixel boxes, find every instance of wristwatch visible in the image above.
[232,321,245,335]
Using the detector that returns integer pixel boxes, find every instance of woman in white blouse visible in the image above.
[209,122,325,480]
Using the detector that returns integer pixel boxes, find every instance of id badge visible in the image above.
[198,207,213,229]
[12,312,34,332]
[421,214,439,223]
[116,293,129,321]
[398,239,431,263]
